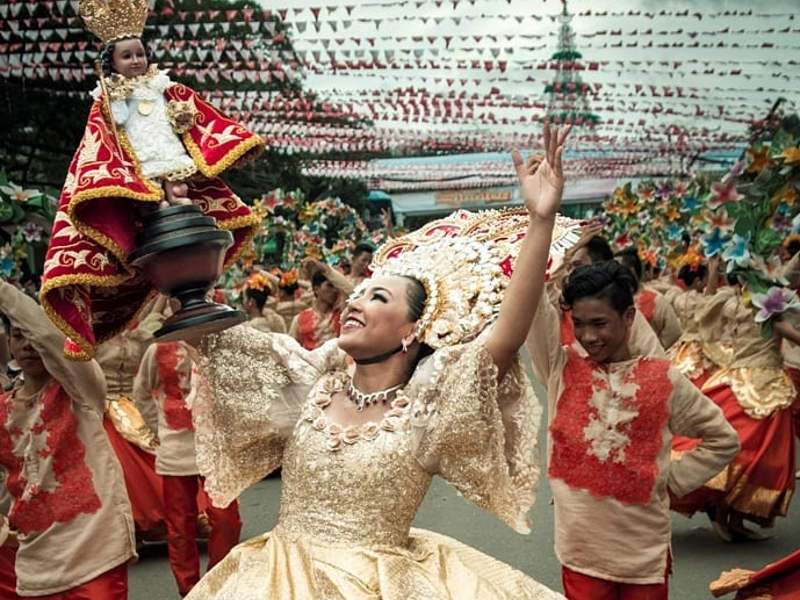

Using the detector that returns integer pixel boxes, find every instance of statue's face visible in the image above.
[112,37,147,78]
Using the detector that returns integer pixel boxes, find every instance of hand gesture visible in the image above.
[301,257,326,277]
[576,221,604,247]
[512,121,571,220]
[381,208,394,236]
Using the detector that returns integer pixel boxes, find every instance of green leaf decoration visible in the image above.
[754,228,782,255]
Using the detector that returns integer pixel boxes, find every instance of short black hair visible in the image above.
[786,239,800,258]
[100,36,153,76]
[585,235,614,263]
[561,261,637,315]
[615,247,643,283]
[677,263,708,287]
[0,312,9,334]
[311,270,328,290]
[353,243,374,258]
[245,287,268,311]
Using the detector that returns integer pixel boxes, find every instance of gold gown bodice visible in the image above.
[185,327,564,599]
[277,373,431,548]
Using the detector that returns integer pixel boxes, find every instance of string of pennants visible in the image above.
[2,0,798,182]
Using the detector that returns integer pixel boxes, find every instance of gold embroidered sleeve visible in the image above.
[191,326,345,507]
[410,339,543,533]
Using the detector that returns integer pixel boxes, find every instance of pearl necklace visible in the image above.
[347,381,404,412]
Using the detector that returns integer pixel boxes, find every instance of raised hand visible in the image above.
[512,120,571,220]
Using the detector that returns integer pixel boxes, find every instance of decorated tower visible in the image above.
[544,0,599,127]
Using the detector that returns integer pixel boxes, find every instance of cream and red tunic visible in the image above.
[0,282,135,596]
[636,287,682,350]
[133,341,198,476]
[527,295,738,585]
[289,307,342,351]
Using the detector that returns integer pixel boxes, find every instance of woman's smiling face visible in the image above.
[338,276,417,360]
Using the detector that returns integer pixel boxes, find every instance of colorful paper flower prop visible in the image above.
[746,146,773,174]
[244,271,272,293]
[781,146,800,165]
[701,227,732,258]
[0,182,40,204]
[750,287,800,323]
[721,233,751,270]
[279,268,299,289]
[680,195,702,213]
[708,181,741,209]
[0,244,15,277]
[750,256,789,286]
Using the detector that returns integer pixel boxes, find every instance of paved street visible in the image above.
[130,472,800,599]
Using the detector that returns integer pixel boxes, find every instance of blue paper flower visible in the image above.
[0,256,14,276]
[680,195,701,213]
[666,223,683,241]
[721,233,751,270]
[700,227,732,257]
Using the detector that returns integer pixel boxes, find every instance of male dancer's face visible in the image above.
[7,325,46,379]
[571,298,634,364]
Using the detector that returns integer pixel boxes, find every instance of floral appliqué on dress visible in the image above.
[549,349,672,505]
[0,384,102,534]
[305,371,408,452]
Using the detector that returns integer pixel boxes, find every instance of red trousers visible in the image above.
[562,568,668,600]
[562,555,670,600]
[163,475,242,596]
[30,563,127,599]
[0,544,21,599]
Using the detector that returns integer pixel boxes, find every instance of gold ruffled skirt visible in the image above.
[186,527,563,599]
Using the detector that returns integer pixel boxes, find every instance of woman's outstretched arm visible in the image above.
[485,121,571,380]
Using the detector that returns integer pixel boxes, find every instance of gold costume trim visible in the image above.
[702,367,796,419]
[67,123,163,268]
[104,65,160,101]
[182,128,265,179]
[39,271,141,359]
[218,213,260,271]
[702,463,793,521]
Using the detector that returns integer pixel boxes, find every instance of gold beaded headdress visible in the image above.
[368,208,581,349]
[79,0,149,45]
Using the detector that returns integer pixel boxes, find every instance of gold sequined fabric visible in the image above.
[668,340,713,381]
[186,326,556,599]
[702,367,796,419]
[106,395,158,453]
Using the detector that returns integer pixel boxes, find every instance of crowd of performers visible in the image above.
[0,127,798,600]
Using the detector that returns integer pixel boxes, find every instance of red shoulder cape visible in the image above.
[40,83,262,359]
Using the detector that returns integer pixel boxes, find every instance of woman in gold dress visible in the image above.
[184,124,573,599]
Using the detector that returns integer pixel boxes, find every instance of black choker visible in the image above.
[353,345,404,365]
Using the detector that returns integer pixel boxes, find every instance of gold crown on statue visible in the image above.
[366,209,582,349]
[79,0,149,45]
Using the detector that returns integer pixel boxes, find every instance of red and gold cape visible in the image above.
[41,83,262,360]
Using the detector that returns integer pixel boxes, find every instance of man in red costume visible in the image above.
[0,281,135,598]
